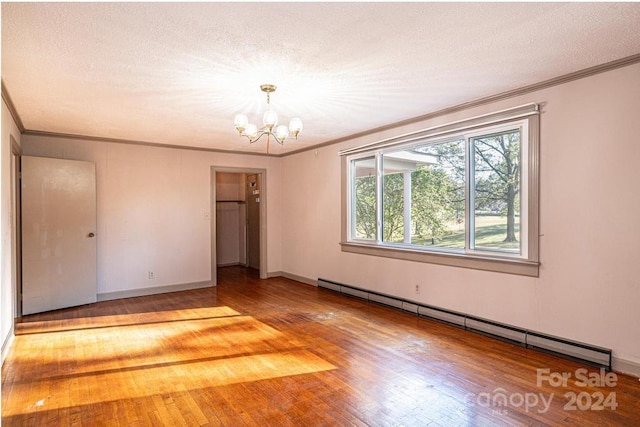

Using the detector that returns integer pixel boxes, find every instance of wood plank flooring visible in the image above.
[2,266,639,426]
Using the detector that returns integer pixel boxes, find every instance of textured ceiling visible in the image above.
[2,3,640,155]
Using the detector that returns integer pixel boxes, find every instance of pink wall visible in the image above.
[281,62,640,374]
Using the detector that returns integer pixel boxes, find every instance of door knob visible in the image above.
[88,233,96,238]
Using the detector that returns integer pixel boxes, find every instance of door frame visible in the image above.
[210,167,267,286]
[10,136,21,319]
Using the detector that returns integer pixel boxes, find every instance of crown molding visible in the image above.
[22,130,275,157]
[1,80,26,133]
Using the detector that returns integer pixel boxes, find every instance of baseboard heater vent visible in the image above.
[317,278,612,370]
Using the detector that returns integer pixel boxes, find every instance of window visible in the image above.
[341,104,539,276]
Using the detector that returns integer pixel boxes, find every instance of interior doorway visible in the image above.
[210,167,267,286]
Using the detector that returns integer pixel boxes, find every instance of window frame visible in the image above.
[349,156,377,242]
[340,104,540,277]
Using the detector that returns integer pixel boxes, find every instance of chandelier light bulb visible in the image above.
[244,123,258,141]
[234,114,248,134]
[275,125,289,143]
[263,108,278,131]
[289,117,303,139]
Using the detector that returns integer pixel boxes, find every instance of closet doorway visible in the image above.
[211,167,267,285]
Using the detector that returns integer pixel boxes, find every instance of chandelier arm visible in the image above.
[243,130,287,146]
[246,131,268,144]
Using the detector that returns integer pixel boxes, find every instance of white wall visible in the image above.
[281,62,640,374]
[21,137,282,295]
[1,99,21,360]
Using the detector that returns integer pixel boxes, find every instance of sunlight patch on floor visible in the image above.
[16,306,241,334]
[5,307,336,417]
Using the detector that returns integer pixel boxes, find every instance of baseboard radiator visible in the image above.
[317,278,612,371]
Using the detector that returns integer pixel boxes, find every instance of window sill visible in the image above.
[340,241,539,277]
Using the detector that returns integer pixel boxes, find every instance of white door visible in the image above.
[21,156,97,315]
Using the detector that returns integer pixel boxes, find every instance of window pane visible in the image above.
[382,163,405,243]
[352,157,376,239]
[383,139,466,249]
[472,130,521,253]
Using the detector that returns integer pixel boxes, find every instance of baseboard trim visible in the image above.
[279,272,317,287]
[217,262,244,268]
[612,357,640,378]
[97,281,213,302]
[1,328,15,366]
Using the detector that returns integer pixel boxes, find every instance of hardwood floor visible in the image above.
[2,266,639,426]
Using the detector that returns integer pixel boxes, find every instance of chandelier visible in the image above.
[233,84,303,153]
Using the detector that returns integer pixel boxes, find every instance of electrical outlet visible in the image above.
[415,284,420,294]
[148,271,155,280]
